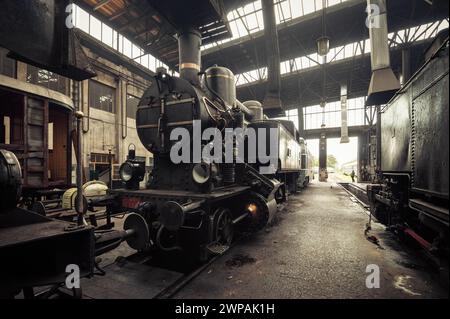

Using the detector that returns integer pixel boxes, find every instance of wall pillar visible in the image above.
[16,61,27,81]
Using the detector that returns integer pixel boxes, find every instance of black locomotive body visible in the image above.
[368,36,449,254]
[102,29,304,260]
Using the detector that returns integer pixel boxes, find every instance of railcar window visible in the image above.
[48,123,54,151]
[0,100,24,146]
[301,154,307,170]
[0,48,16,78]
[89,81,116,113]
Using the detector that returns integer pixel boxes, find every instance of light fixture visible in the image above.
[120,145,145,190]
[192,163,211,185]
[317,36,330,56]
[317,0,330,56]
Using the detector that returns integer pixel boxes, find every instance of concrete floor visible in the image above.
[175,178,449,299]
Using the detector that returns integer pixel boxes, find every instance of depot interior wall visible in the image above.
[79,45,153,174]
[4,40,154,182]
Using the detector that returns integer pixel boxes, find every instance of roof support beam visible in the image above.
[94,0,113,11]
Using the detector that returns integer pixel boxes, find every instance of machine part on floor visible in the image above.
[62,181,109,210]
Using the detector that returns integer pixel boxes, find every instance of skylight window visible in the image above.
[72,4,177,76]
[203,0,350,51]
[235,19,448,86]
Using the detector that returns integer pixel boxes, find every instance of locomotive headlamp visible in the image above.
[192,163,211,185]
[120,162,141,182]
[120,145,146,190]
[0,149,22,213]
[192,162,218,186]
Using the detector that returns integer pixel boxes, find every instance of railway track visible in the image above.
[339,183,371,210]
[79,234,246,299]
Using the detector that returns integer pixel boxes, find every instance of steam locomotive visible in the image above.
[97,29,306,260]
[367,33,449,256]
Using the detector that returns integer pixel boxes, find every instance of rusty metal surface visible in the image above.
[380,91,412,173]
[411,47,449,197]
[111,185,251,201]
[0,208,95,291]
[380,44,449,200]
[0,0,96,80]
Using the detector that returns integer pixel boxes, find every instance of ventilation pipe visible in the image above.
[366,0,400,106]
[262,0,282,114]
[340,84,350,144]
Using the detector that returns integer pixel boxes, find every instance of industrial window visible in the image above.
[301,154,307,170]
[303,97,367,130]
[89,152,117,181]
[89,80,116,113]
[27,65,68,95]
[275,109,299,131]
[91,153,115,164]
[0,48,16,78]
[127,94,140,119]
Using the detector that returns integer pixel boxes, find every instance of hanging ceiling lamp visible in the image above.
[317,37,330,57]
[318,0,329,129]
[317,0,330,57]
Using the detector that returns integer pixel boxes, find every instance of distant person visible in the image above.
[350,169,356,183]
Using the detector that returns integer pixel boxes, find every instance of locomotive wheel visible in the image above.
[214,208,234,246]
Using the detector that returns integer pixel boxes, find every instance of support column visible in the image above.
[297,106,304,137]
[319,132,328,182]
[262,0,282,112]
[16,61,27,81]
[358,133,371,182]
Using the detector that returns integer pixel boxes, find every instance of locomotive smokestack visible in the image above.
[178,28,202,85]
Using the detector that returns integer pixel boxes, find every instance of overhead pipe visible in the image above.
[340,84,350,144]
[366,0,400,106]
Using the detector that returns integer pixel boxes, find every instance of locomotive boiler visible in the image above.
[95,28,305,260]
